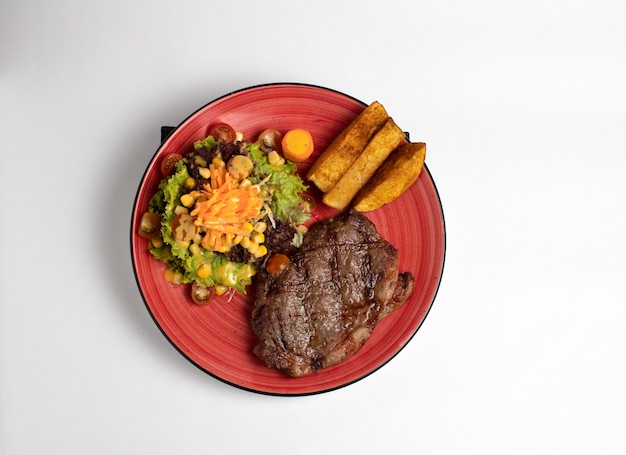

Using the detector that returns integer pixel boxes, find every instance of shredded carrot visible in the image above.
[191,163,263,252]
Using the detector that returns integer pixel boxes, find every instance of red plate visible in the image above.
[131,83,445,395]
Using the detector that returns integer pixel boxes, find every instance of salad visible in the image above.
[137,123,314,305]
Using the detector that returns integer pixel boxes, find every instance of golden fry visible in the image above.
[306,101,388,193]
[322,118,406,210]
[352,142,426,212]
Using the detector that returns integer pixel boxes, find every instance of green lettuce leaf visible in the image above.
[159,160,190,247]
[193,135,219,151]
[249,145,309,225]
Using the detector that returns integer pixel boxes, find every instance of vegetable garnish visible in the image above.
[140,122,312,305]
[281,129,314,162]
[191,163,263,252]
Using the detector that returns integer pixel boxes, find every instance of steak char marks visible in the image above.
[252,209,414,377]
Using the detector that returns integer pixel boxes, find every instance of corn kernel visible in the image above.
[175,239,190,249]
[196,263,211,278]
[251,231,265,244]
[180,193,195,208]
[217,245,231,253]
[240,236,251,249]
[239,178,252,188]
[184,177,196,188]
[235,131,244,142]
[212,157,225,168]
[151,237,163,248]
[194,156,207,167]
[174,205,188,215]
[267,150,282,165]
[253,221,267,233]
[215,285,229,296]
[297,225,309,236]
[163,268,176,282]
[242,222,254,234]
[247,242,259,256]
[189,243,201,255]
[253,245,268,258]
[164,268,183,284]
[198,167,211,179]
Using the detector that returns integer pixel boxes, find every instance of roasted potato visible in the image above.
[322,118,406,210]
[307,101,388,193]
[352,142,426,212]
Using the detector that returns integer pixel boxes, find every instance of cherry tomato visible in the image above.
[208,122,237,144]
[190,283,216,305]
[299,193,316,214]
[160,153,183,176]
[171,213,197,241]
[138,212,161,239]
[258,128,283,153]
[266,253,290,275]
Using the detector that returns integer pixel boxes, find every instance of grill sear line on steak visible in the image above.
[251,209,414,378]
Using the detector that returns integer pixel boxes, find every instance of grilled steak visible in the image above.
[252,209,414,377]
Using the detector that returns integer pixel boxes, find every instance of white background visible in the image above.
[2,0,625,453]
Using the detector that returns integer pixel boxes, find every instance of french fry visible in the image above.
[352,142,426,212]
[322,118,406,210]
[306,101,388,193]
